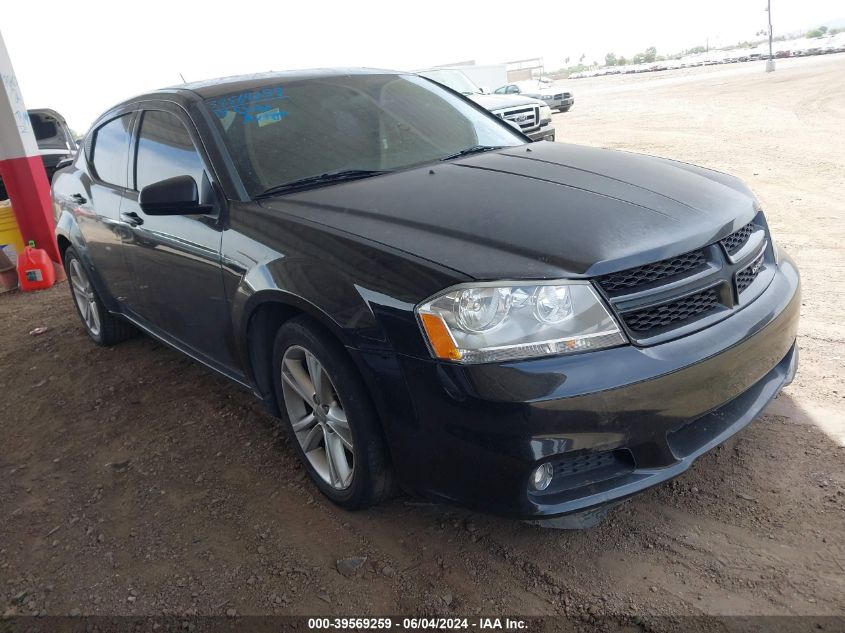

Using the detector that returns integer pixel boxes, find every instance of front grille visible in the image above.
[736,252,764,293]
[622,287,721,332]
[598,249,707,293]
[499,106,538,131]
[721,220,755,255]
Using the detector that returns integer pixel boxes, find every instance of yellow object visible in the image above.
[0,201,25,266]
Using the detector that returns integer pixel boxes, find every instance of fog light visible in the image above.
[530,463,554,491]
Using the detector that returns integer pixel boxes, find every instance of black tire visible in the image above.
[272,316,393,510]
[558,106,571,113]
[63,247,135,346]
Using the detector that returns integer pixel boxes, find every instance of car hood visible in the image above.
[259,142,759,280]
[517,84,557,96]
[469,93,544,110]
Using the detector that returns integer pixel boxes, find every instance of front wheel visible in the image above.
[558,106,571,113]
[272,317,393,509]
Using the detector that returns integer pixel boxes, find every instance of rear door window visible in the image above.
[91,115,133,187]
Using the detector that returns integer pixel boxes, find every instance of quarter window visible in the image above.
[91,114,132,187]
[135,110,206,192]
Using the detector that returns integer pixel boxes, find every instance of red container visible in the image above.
[17,244,56,292]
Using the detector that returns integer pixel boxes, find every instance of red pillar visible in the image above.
[0,30,61,266]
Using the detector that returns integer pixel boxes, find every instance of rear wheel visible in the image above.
[272,317,393,509]
[64,247,135,346]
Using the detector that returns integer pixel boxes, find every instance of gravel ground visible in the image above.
[1,54,843,629]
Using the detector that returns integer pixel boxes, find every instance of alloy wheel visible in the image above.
[281,345,354,490]
[69,258,101,337]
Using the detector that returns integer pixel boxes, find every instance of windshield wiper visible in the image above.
[255,169,391,198]
[439,145,504,162]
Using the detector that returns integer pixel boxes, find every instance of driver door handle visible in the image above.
[121,211,144,227]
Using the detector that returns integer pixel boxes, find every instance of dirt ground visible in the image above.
[1,55,844,628]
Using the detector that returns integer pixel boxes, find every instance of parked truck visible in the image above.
[418,68,555,142]
[0,109,77,200]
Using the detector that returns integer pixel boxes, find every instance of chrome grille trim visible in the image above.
[496,106,539,131]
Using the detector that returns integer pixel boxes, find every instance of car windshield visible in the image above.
[204,73,524,197]
[417,70,480,95]
[518,81,543,91]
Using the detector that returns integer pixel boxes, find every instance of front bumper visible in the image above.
[366,252,800,519]
[527,123,555,142]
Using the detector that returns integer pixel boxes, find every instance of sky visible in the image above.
[2,0,842,132]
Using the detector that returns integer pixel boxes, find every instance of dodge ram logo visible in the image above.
[514,114,528,123]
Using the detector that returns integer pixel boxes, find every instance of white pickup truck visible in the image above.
[418,69,556,142]
[493,80,575,113]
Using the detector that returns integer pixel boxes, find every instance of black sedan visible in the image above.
[52,69,799,526]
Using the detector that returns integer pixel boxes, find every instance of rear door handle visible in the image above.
[71,193,87,204]
[121,211,144,227]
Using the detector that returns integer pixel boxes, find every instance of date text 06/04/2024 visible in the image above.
[306,617,529,630]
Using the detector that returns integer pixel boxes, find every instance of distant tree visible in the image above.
[605,52,617,66]
[617,56,627,65]
[644,46,658,63]
[806,25,828,38]
[564,56,570,65]
[632,52,646,64]
[579,53,586,63]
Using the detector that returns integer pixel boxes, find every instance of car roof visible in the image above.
[156,67,403,100]
[94,67,411,126]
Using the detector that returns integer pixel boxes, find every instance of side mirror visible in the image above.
[139,175,212,216]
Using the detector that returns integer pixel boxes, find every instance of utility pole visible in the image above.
[766,0,776,72]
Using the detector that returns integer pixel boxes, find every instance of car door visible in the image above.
[76,110,139,306]
[118,103,237,370]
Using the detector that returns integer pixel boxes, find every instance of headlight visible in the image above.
[539,105,552,121]
[416,281,626,363]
